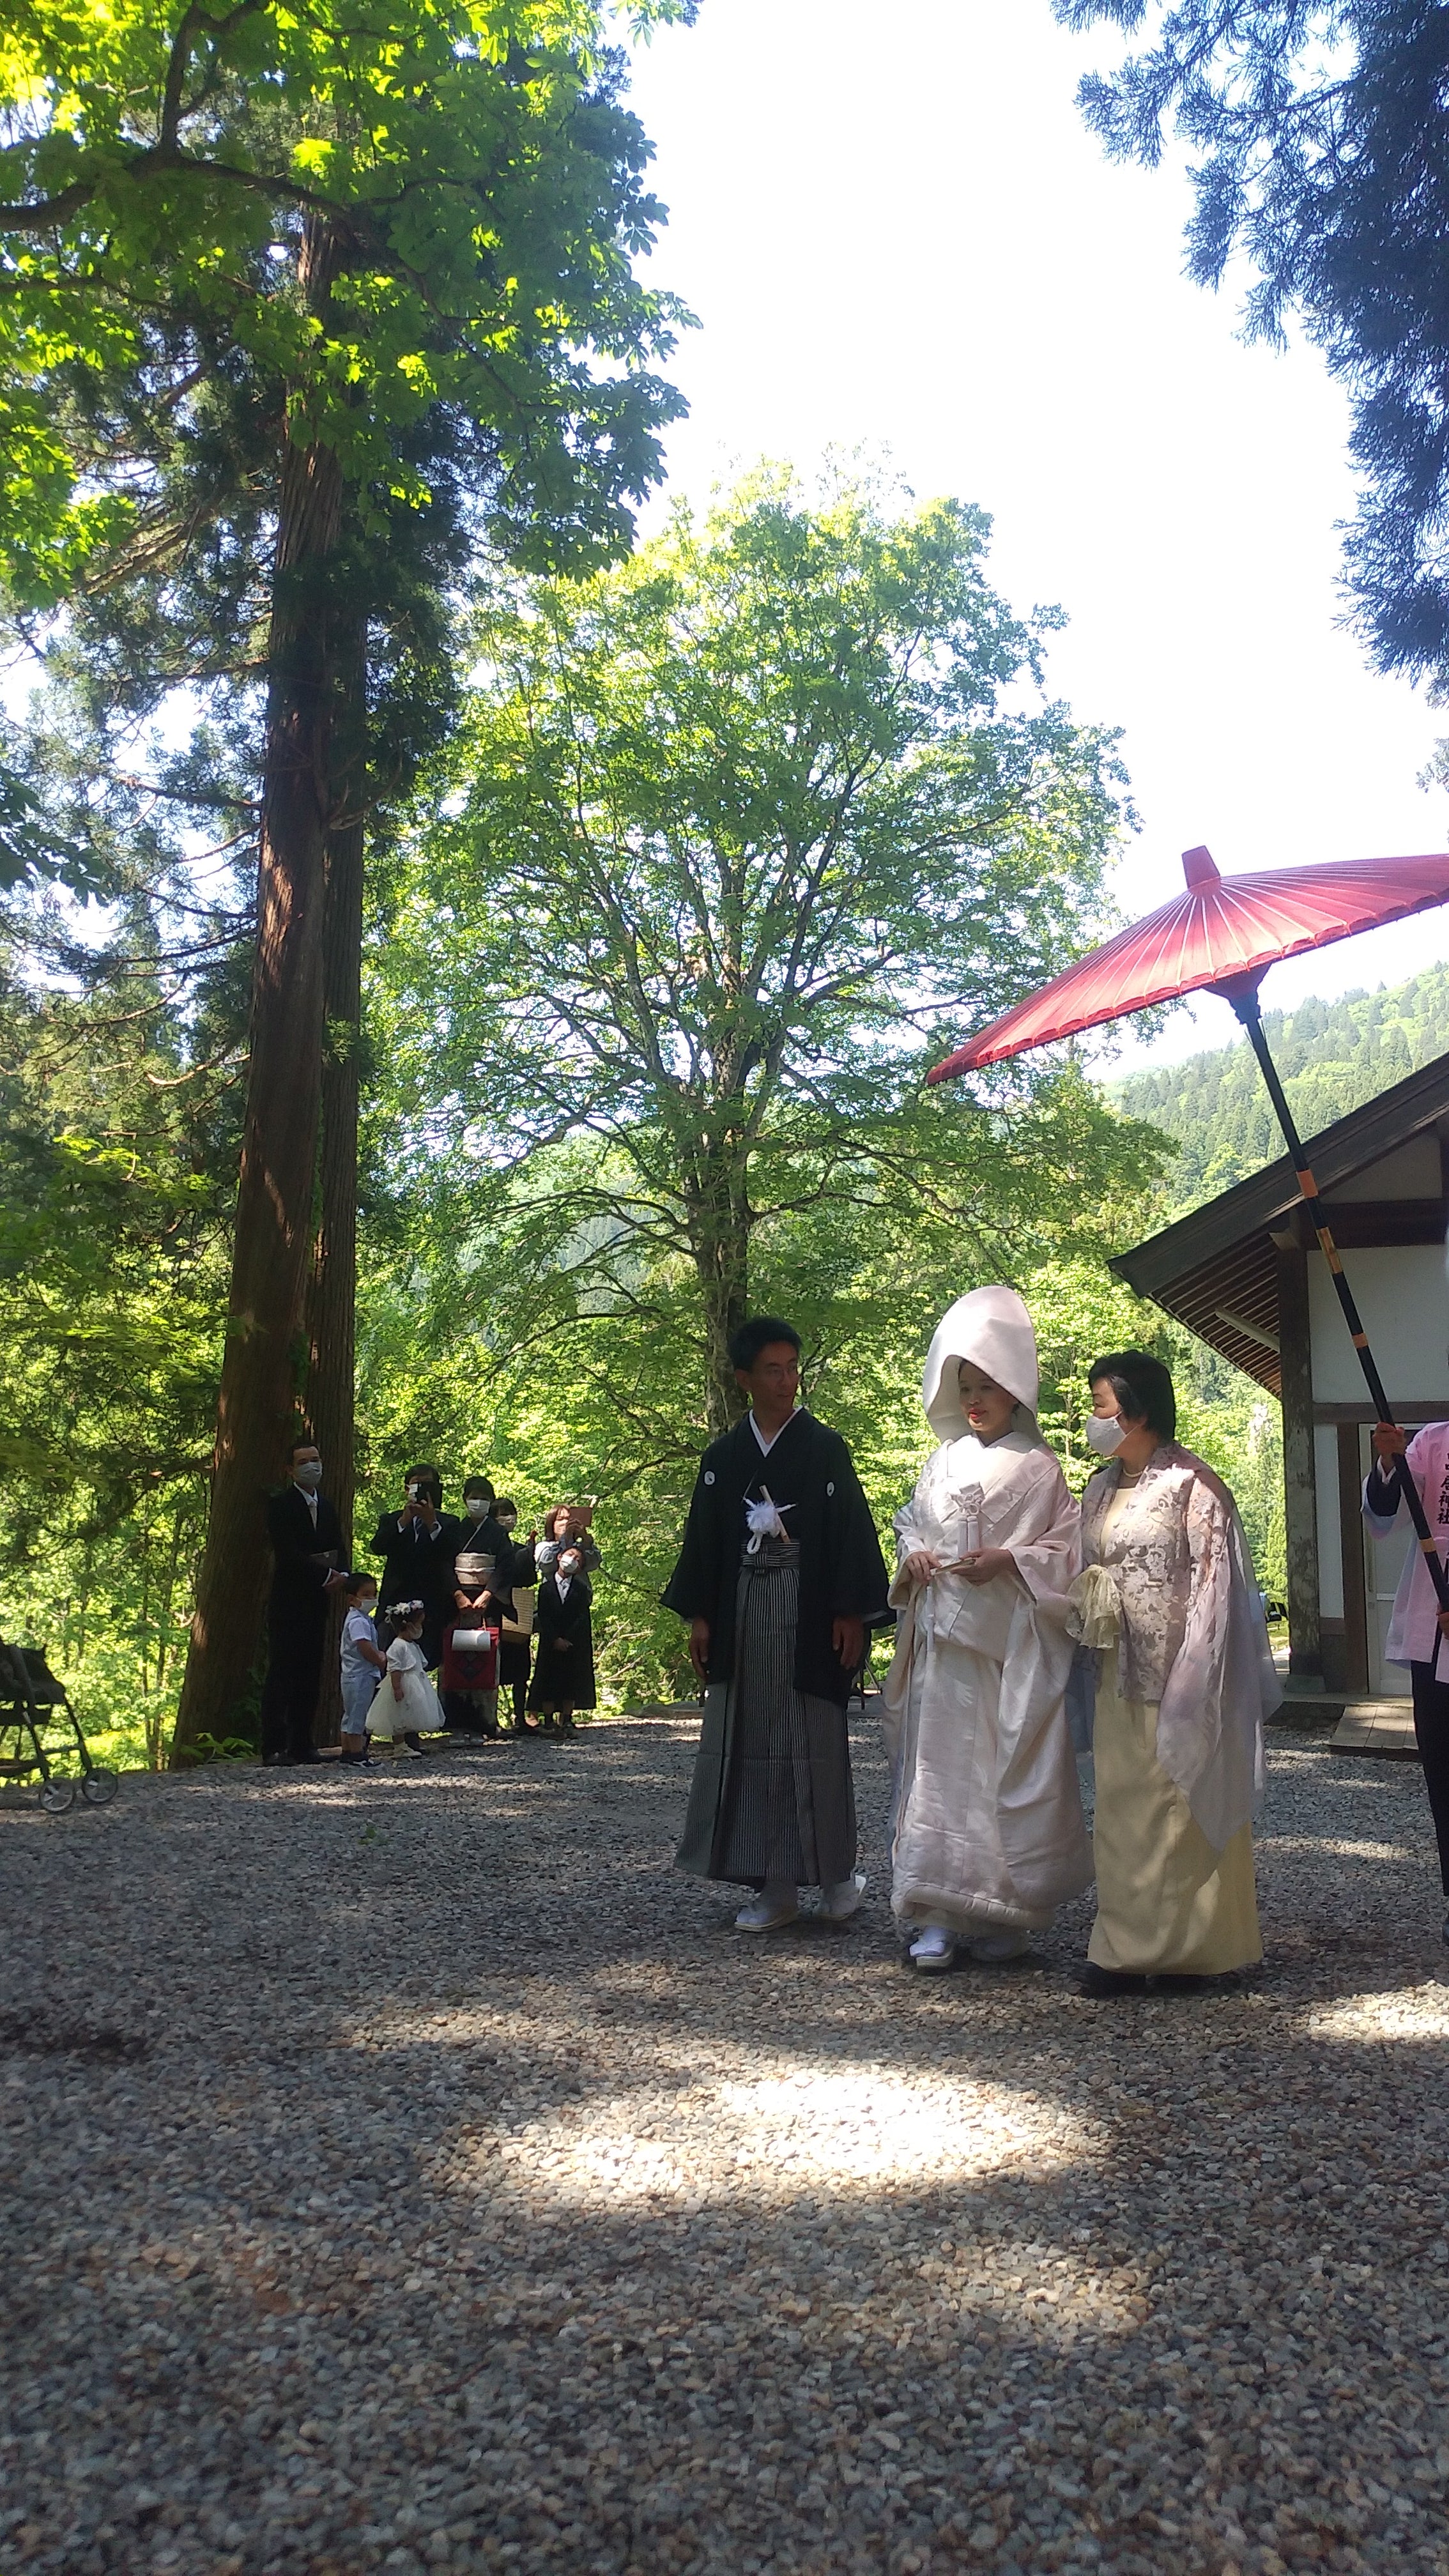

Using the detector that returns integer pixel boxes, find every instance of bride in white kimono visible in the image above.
[884,1286,1092,1971]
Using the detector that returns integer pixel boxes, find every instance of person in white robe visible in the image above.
[1071,1349,1278,1992]
[884,1285,1092,1971]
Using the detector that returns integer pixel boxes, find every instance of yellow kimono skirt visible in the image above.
[1088,1669,1261,1974]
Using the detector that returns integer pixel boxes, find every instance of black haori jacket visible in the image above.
[661,1409,889,1706]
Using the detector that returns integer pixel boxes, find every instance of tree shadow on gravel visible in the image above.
[4,1724,1449,2576]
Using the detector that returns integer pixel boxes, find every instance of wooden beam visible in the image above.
[1313,1198,1447,1247]
[1312,1400,1449,1424]
[1277,1242,1321,1683]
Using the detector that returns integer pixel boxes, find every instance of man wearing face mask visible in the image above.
[369,1464,459,1671]
[261,1438,347,1766]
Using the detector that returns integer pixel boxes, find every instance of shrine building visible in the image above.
[1110,1050,1449,1704]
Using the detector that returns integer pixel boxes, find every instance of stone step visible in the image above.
[1330,1700,1420,1759]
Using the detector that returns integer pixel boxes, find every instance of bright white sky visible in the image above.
[626,0,1449,1071]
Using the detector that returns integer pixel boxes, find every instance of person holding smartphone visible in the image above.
[369,1464,458,1671]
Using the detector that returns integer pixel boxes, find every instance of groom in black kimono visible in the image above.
[664,1316,889,1931]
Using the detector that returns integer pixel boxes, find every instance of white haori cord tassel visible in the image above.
[744,1489,795,1553]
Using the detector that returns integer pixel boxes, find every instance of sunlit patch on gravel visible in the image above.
[1307,1981,1449,2041]
[1271,1835,1419,1860]
[504,2060,1094,2205]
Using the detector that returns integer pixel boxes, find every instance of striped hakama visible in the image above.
[676,1536,857,1890]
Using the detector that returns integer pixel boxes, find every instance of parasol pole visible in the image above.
[1223,974,1449,1616]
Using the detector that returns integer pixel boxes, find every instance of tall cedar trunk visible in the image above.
[305,608,368,1744]
[694,1145,751,1437]
[170,222,346,1763]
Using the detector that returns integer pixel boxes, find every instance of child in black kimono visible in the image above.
[527,1544,597,1732]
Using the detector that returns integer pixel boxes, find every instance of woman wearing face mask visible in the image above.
[441,1478,512,1740]
[884,1287,1091,1972]
[1071,1351,1278,1994]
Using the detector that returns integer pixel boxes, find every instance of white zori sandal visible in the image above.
[909,1926,956,1972]
[735,1882,799,1932]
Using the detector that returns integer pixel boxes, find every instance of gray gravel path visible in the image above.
[3,1718,1448,2576]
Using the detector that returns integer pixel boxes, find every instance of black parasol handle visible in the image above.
[1226,982,1449,1615]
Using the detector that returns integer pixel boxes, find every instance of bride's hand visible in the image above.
[947,1547,1015,1585]
[899,1549,939,1589]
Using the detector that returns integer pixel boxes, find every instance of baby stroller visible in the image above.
[0,1634,119,1814]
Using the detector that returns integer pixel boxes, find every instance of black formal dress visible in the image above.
[260,1483,345,1761]
[663,1409,888,1889]
[527,1570,597,1713]
[369,1506,461,1670]
[496,1535,538,1724]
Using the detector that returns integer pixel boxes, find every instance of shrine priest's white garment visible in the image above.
[882,1287,1091,1960]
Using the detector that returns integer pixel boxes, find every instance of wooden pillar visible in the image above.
[1276,1241,1321,1682]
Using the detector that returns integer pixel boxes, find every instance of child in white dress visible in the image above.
[367,1600,445,1758]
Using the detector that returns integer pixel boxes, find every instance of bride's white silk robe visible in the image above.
[883,1428,1091,1933]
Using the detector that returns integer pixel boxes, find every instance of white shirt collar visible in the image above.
[555,1573,572,1599]
[294,1482,318,1517]
[749,1408,797,1457]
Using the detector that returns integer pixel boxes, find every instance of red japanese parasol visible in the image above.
[929,843,1449,1607]
[928,845,1449,1078]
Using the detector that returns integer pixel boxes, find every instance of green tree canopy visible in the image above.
[0,0,697,1755]
[1052,0,1449,678]
[0,0,693,599]
[372,466,1163,1440]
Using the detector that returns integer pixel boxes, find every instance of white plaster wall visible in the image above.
[1330,1136,1441,1202]
[1314,1423,1344,1618]
[1308,1247,1449,1404]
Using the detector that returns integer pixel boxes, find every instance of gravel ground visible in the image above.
[3,1715,1449,2576]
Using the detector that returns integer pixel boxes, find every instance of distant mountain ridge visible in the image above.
[1113,962,1449,1219]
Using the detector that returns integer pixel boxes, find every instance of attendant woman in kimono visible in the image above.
[1072,1350,1278,1993]
[527,1544,597,1731]
[441,1481,511,1740]
[885,1285,1091,1972]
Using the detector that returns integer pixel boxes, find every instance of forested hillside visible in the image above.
[1115,965,1449,1216]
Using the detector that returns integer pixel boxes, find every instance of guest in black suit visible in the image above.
[369,1463,459,1670]
[261,1439,347,1765]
